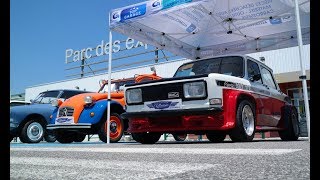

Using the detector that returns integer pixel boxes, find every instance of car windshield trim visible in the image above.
[173,56,244,78]
[32,91,61,104]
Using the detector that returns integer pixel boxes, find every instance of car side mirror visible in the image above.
[249,74,261,82]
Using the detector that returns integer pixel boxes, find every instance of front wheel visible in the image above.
[131,132,161,144]
[98,113,124,143]
[19,120,45,143]
[229,100,256,142]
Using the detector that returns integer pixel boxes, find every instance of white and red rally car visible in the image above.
[122,55,300,144]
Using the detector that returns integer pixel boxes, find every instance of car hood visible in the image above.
[10,103,53,112]
[10,103,55,121]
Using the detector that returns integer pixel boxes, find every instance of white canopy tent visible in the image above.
[106,0,310,143]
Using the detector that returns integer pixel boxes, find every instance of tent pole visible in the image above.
[294,0,310,142]
[107,17,113,144]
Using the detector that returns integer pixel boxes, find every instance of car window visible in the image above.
[261,67,277,89]
[59,91,87,100]
[247,59,262,83]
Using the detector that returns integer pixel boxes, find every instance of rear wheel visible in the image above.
[44,130,56,143]
[131,132,161,144]
[229,100,256,142]
[19,120,45,143]
[172,133,187,141]
[98,113,124,143]
[279,108,300,141]
[206,131,226,143]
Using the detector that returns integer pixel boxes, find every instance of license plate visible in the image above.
[144,99,182,111]
[55,117,74,124]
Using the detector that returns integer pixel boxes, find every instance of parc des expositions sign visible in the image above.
[65,38,147,63]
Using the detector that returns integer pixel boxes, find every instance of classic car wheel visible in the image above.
[44,130,56,143]
[172,133,187,141]
[131,132,161,144]
[74,133,86,142]
[206,131,226,143]
[20,121,45,143]
[229,100,255,142]
[56,132,75,143]
[98,113,124,143]
[279,108,300,141]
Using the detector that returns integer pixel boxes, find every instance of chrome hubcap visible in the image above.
[27,122,44,141]
[242,105,254,136]
[110,121,117,133]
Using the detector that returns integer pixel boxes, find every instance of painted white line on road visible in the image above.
[11,157,219,179]
[10,147,301,155]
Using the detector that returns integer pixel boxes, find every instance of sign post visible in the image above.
[107,14,113,144]
[294,0,310,141]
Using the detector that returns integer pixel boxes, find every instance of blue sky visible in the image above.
[10,0,170,94]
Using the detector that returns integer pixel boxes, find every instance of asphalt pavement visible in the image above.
[10,137,310,180]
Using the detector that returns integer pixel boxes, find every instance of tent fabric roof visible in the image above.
[110,0,310,60]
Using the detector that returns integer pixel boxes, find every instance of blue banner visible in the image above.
[120,4,147,22]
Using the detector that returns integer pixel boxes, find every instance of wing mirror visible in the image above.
[249,74,261,82]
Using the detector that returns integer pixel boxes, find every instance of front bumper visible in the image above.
[47,123,92,130]
[121,107,223,119]
[121,107,235,133]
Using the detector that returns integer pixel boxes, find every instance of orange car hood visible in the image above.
[59,92,124,123]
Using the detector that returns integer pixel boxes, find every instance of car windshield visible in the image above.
[174,56,244,78]
[112,80,135,92]
[32,91,60,104]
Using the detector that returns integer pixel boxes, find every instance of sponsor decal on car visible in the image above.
[144,99,182,110]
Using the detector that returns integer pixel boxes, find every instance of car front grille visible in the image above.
[141,83,184,102]
[58,107,74,117]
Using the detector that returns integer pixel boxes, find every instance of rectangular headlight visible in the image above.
[183,81,206,98]
[126,88,142,104]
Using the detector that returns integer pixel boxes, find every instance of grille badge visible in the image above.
[168,92,179,98]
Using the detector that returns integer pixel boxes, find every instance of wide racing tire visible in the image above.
[229,100,256,142]
[279,107,300,141]
[131,132,161,144]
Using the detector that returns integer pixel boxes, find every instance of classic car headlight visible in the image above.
[84,96,93,104]
[51,99,63,107]
[126,88,142,104]
[183,81,206,98]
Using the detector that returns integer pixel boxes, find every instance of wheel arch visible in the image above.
[236,93,256,116]
[18,114,47,133]
[109,102,127,131]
